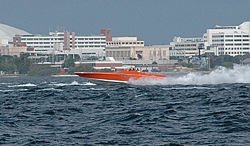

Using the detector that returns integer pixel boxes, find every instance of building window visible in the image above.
[212,35,223,38]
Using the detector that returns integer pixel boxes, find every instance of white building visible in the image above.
[13,31,106,59]
[105,37,169,61]
[106,37,144,48]
[0,23,31,42]
[170,21,250,58]
[204,21,250,56]
[169,37,204,58]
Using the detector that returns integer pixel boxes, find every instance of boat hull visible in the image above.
[75,70,168,84]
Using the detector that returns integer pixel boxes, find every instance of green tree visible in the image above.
[152,61,157,64]
[28,66,59,76]
[222,62,234,68]
[208,55,240,68]
[68,65,97,74]
[137,54,142,60]
[13,53,31,74]
[62,59,76,68]
[0,55,17,73]
[170,56,178,60]
[198,67,210,71]
[181,62,194,68]
[178,59,183,65]
[0,63,17,73]
[0,55,13,63]
[86,56,98,60]
[129,57,137,60]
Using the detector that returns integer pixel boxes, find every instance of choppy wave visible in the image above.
[0,73,250,145]
[162,86,215,90]
[0,89,15,93]
[50,81,96,86]
[37,87,64,92]
[8,83,37,87]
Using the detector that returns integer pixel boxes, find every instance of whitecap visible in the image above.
[17,89,29,91]
[84,82,96,86]
[0,83,13,85]
[8,83,37,87]
[90,88,105,90]
[0,89,15,92]
[163,87,215,90]
[71,81,79,85]
[38,88,63,92]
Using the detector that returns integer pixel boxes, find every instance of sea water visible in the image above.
[0,65,250,145]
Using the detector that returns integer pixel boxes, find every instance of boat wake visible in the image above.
[130,65,250,85]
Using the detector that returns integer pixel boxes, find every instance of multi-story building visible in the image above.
[169,37,204,59]
[0,44,27,56]
[105,36,169,61]
[106,37,145,48]
[204,21,250,56]
[0,38,27,57]
[170,22,250,58]
[13,31,106,60]
[106,45,169,61]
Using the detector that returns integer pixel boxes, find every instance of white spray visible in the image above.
[131,64,250,85]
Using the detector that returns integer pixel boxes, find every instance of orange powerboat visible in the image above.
[75,70,168,84]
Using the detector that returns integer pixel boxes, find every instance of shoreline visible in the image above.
[51,75,78,77]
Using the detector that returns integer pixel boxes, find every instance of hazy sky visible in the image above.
[1,0,250,45]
